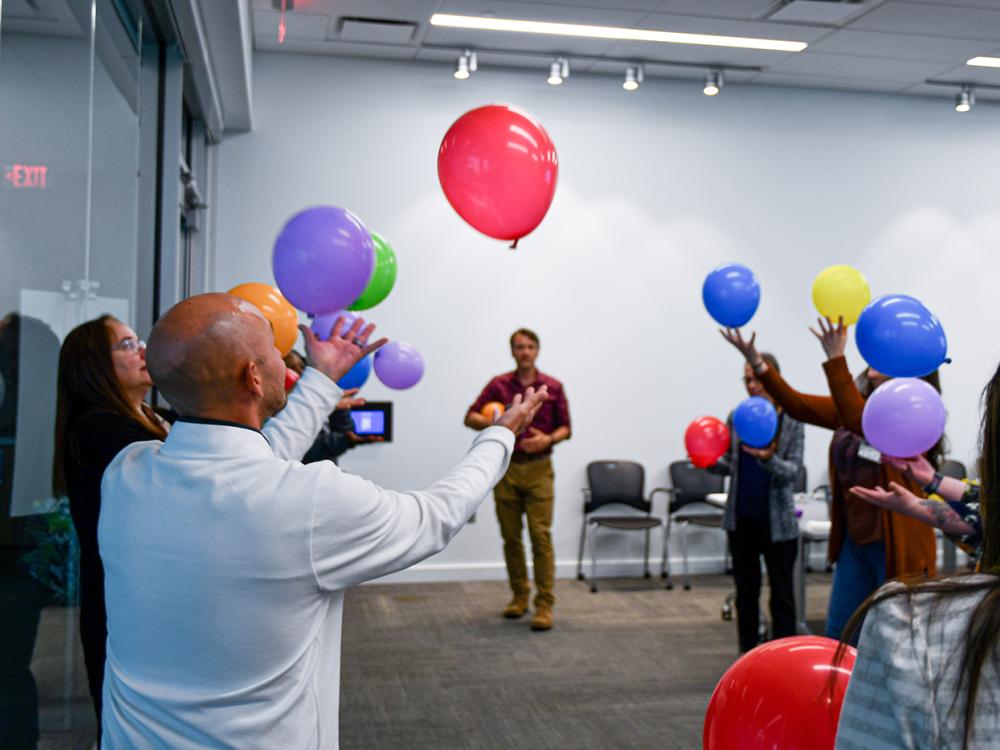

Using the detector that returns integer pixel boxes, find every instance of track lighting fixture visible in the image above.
[955,86,974,113]
[623,64,644,91]
[454,50,477,79]
[703,69,723,96]
[548,57,569,85]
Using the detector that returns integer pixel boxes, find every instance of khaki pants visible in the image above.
[494,457,555,608]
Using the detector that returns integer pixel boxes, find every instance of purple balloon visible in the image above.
[311,310,363,341]
[374,342,424,390]
[862,378,946,458]
[273,206,375,315]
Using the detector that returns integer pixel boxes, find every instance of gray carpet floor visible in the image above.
[32,572,832,749]
[339,574,832,750]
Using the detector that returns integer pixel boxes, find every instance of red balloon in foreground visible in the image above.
[685,416,730,468]
[703,636,857,750]
[437,104,558,246]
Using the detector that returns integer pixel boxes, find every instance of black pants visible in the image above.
[728,517,798,653]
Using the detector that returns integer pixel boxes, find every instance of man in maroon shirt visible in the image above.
[466,328,571,631]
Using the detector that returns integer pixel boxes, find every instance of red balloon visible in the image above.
[284,367,301,392]
[685,416,730,468]
[437,104,558,245]
[704,636,856,750]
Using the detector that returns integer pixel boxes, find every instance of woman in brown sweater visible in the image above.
[722,318,939,640]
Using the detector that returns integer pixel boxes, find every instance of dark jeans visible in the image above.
[0,548,50,750]
[728,517,798,653]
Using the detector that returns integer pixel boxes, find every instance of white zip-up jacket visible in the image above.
[98,367,514,749]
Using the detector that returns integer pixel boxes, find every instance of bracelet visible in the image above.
[923,472,944,496]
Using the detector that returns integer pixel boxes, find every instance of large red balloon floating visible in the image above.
[703,636,857,750]
[437,104,558,248]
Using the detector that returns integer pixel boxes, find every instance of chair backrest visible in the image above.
[940,459,967,480]
[793,464,808,494]
[668,460,724,512]
[586,461,646,513]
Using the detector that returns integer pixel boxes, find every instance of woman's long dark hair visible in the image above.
[53,315,166,496]
[834,361,1000,749]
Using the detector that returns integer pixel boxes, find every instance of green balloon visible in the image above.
[349,232,398,311]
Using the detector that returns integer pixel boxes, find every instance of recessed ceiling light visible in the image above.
[429,13,808,53]
[967,56,1000,68]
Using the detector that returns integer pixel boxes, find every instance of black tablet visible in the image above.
[349,401,393,442]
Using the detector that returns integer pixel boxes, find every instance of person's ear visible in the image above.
[243,360,265,399]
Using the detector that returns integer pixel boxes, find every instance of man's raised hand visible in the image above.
[300,316,388,385]
[496,386,549,437]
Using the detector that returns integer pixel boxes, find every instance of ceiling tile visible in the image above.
[808,29,997,63]
[849,2,1000,43]
[902,82,1000,102]
[434,0,649,25]
[750,72,907,93]
[255,38,421,59]
[651,0,780,21]
[635,11,833,43]
[768,50,954,82]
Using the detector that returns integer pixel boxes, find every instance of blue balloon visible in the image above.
[733,396,778,448]
[855,295,947,378]
[702,263,761,327]
[337,356,372,390]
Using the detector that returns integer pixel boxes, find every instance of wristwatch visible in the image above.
[922,472,944,496]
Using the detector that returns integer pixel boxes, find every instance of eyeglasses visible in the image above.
[114,337,146,354]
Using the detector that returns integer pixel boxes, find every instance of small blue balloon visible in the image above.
[702,263,761,328]
[733,396,778,448]
[855,295,947,378]
[337,356,372,390]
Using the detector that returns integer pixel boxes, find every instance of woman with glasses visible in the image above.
[53,316,169,738]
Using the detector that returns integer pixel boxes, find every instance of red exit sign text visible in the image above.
[5,164,48,189]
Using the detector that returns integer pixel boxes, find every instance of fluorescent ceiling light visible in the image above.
[430,13,808,53]
[967,56,1000,68]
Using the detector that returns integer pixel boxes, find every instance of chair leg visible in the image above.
[643,527,652,578]
[590,526,599,593]
[681,521,691,590]
[662,518,673,590]
[577,518,588,581]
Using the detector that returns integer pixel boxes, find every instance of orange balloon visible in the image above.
[227,283,299,356]
[481,401,505,420]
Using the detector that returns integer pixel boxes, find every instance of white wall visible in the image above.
[214,52,1000,583]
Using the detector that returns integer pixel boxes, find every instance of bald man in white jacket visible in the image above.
[97,293,548,749]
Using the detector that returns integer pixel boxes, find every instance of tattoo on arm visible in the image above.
[919,499,958,529]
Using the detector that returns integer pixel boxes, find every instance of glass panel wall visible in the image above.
[1,0,143,745]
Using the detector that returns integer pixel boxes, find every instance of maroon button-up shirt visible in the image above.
[469,370,571,457]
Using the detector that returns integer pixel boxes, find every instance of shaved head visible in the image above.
[147,293,287,420]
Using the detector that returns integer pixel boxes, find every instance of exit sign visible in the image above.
[4,164,47,189]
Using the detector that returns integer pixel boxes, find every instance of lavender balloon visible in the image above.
[862,378,946,458]
[374,342,424,390]
[311,310,363,341]
[273,206,375,315]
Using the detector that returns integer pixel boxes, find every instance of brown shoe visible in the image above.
[502,595,530,619]
[530,606,554,631]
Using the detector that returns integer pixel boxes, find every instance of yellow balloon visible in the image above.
[227,282,299,356]
[811,265,871,326]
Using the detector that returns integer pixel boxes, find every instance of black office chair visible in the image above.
[576,461,670,593]
[662,461,726,591]
[940,459,967,479]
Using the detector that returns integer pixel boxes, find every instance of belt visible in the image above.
[510,452,551,464]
